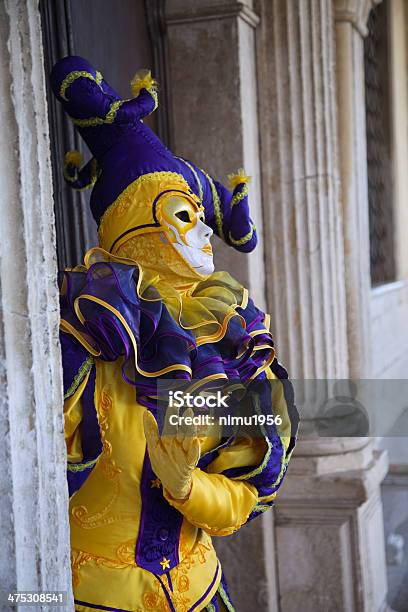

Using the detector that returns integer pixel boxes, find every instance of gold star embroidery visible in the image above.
[150,478,161,489]
[160,557,171,571]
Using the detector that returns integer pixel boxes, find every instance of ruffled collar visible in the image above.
[60,247,275,394]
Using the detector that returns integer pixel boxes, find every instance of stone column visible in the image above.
[334,0,380,379]
[165,2,277,610]
[165,0,267,310]
[0,0,73,608]
[255,0,389,610]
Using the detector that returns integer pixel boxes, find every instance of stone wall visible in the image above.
[0,0,73,608]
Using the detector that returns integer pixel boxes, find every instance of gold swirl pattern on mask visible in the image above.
[97,171,197,253]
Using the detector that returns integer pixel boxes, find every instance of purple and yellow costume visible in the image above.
[51,57,298,612]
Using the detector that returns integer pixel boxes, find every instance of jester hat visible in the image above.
[50,56,257,254]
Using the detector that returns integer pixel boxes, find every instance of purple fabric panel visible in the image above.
[80,365,102,461]
[135,445,182,575]
[67,466,95,498]
[60,331,90,398]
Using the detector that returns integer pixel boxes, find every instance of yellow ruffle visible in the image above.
[84,245,248,348]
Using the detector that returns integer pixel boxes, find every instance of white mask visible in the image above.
[159,196,214,277]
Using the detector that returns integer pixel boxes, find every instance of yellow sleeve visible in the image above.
[164,364,298,535]
[163,467,258,536]
[163,434,267,536]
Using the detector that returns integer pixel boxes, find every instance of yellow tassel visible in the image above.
[227,168,251,190]
[130,69,158,98]
[64,150,83,168]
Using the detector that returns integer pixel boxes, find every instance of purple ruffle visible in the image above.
[59,261,275,395]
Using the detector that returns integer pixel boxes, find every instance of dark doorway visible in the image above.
[40,0,170,269]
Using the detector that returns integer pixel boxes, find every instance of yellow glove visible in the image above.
[143,405,201,500]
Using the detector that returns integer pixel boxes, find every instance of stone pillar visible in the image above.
[165,0,266,310]
[165,2,277,610]
[0,0,73,608]
[334,0,380,379]
[255,0,348,381]
[255,0,389,610]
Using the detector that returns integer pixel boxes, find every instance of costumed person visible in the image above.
[51,56,298,612]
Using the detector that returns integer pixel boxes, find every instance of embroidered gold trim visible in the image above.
[150,89,158,112]
[71,548,133,587]
[204,171,224,240]
[218,581,235,612]
[67,457,98,473]
[176,157,203,203]
[60,70,103,101]
[64,355,94,400]
[253,504,273,514]
[231,183,249,207]
[228,223,255,246]
[69,99,124,127]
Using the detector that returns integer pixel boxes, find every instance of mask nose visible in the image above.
[198,218,213,239]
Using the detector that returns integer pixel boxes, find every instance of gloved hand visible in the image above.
[143,405,201,500]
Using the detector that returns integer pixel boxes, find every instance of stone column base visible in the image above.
[275,449,389,612]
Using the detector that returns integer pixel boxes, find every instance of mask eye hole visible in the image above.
[175,210,191,223]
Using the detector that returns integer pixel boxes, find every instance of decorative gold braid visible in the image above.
[218,582,236,612]
[204,171,224,240]
[64,355,94,400]
[67,457,98,473]
[69,99,124,127]
[150,89,158,112]
[228,223,255,246]
[60,70,102,101]
[253,503,274,514]
[231,183,249,207]
[176,157,203,203]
